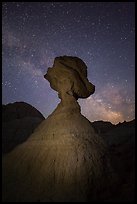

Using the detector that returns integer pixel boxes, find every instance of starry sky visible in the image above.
[2,2,135,124]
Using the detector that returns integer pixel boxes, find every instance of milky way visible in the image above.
[2,2,135,124]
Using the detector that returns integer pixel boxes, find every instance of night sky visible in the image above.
[2,2,135,124]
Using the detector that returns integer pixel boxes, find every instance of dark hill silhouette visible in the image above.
[91,120,115,134]
[2,102,45,154]
[2,101,44,122]
[91,119,135,201]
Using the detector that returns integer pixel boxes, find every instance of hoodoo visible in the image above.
[2,56,114,202]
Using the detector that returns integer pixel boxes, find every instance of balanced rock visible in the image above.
[2,56,114,202]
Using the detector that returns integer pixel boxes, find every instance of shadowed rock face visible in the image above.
[2,56,115,202]
[2,102,45,122]
[91,120,135,201]
[2,102,45,154]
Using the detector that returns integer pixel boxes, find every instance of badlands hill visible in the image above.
[92,119,135,201]
[2,102,45,154]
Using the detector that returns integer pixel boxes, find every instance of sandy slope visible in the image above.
[2,104,114,202]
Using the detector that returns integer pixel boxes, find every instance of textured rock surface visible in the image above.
[2,102,45,153]
[2,56,115,202]
[44,56,95,100]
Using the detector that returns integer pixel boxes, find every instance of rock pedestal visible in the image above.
[2,56,114,202]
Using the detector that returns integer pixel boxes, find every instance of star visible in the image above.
[2,2,135,124]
